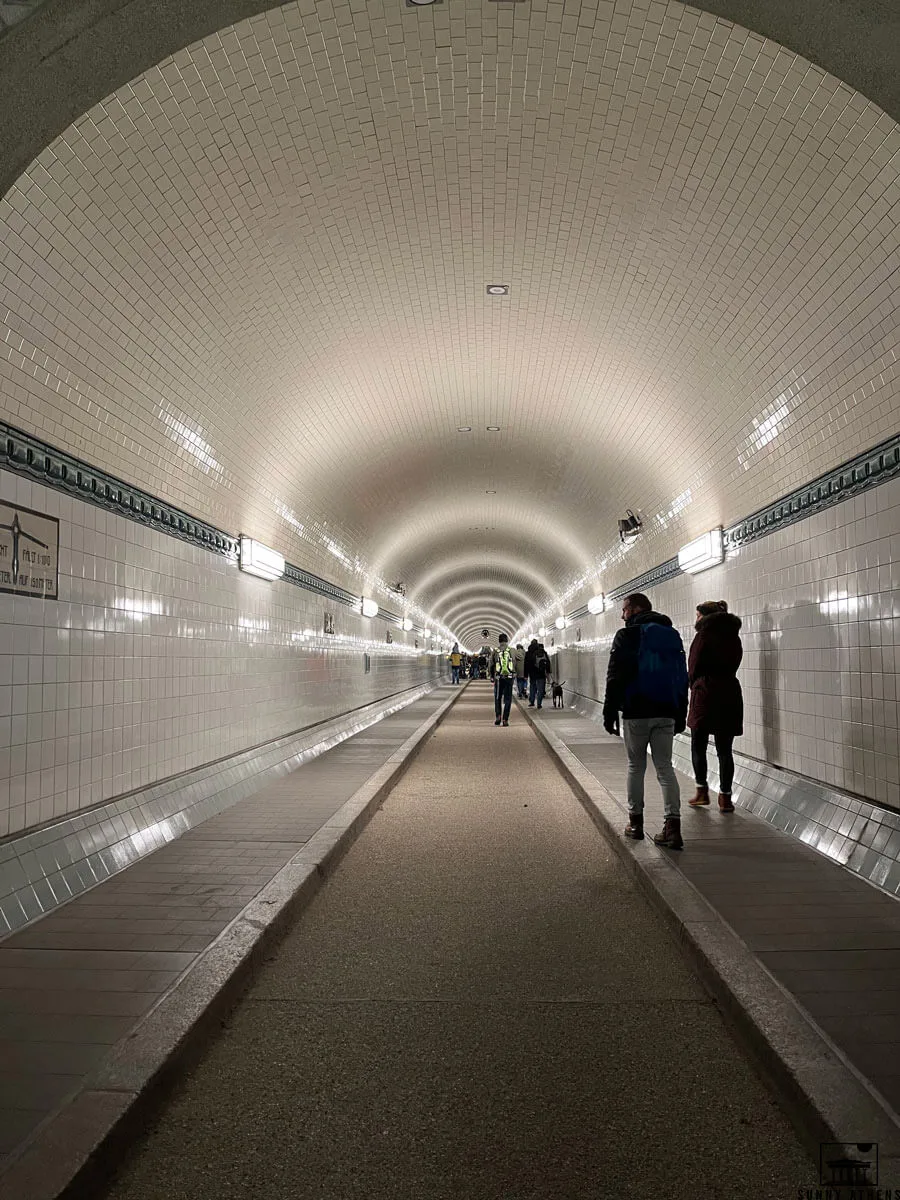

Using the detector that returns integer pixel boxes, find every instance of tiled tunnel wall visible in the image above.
[0,468,444,840]
[553,472,900,810]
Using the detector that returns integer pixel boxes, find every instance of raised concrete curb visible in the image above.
[0,683,468,1200]
[518,699,900,1176]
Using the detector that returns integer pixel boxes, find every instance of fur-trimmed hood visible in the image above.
[695,610,742,634]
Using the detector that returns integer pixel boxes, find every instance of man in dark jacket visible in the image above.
[529,643,552,709]
[602,593,688,850]
[524,639,539,704]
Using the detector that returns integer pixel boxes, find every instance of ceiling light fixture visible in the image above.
[486,489,497,494]
[486,425,501,431]
[407,0,440,6]
[678,528,725,575]
[456,426,473,432]
[486,284,509,295]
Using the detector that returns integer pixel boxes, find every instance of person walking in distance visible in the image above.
[602,593,688,850]
[491,634,516,726]
[513,643,527,699]
[524,639,539,705]
[687,600,743,813]
[532,643,552,710]
[448,643,462,686]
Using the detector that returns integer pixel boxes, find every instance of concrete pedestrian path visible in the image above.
[0,685,459,1182]
[526,700,900,1122]
[98,681,812,1200]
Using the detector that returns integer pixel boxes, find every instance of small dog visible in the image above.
[551,679,566,708]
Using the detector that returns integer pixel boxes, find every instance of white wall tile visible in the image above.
[0,470,442,838]
[555,474,900,809]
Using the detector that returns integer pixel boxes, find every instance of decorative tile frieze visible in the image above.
[605,558,681,603]
[724,431,900,550]
[282,562,357,607]
[566,430,900,622]
[2,420,239,557]
[1,420,362,608]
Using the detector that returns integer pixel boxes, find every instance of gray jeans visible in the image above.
[622,717,680,818]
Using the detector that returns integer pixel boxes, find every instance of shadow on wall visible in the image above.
[837,591,889,800]
[759,604,781,768]
[759,598,848,790]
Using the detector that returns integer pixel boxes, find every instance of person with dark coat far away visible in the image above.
[687,600,743,813]
[524,639,539,703]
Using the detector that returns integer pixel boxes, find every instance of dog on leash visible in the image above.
[551,679,565,708]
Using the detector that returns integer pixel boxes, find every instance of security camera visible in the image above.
[618,510,643,543]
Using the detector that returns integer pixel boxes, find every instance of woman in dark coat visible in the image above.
[687,600,743,813]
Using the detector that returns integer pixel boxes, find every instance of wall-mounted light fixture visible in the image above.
[239,536,285,581]
[618,510,643,544]
[587,593,606,615]
[401,617,414,632]
[538,626,548,637]
[361,597,379,618]
[677,527,725,575]
[423,629,431,639]
[555,616,566,630]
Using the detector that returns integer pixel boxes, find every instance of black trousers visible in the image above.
[691,729,736,793]
[494,676,513,721]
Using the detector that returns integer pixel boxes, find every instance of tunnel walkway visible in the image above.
[0,684,459,1177]
[98,681,811,1200]
[523,698,900,1121]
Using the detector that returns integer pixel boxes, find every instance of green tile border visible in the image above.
[0,419,382,615]
[3,419,898,629]
[570,430,900,620]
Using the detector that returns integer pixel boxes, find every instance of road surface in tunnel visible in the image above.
[100,683,812,1200]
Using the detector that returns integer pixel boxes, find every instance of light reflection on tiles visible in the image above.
[553,473,900,895]
[0,469,444,842]
[0,680,442,937]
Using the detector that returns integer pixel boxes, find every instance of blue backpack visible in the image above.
[627,622,688,711]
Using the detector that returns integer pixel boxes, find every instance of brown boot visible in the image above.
[653,817,684,851]
[688,784,710,807]
[718,792,735,813]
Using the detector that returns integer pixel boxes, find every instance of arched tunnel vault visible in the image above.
[1,0,899,639]
[2,0,899,202]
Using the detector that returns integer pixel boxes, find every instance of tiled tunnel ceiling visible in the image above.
[0,0,898,644]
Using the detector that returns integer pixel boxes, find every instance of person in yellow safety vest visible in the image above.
[448,643,462,685]
[490,634,515,726]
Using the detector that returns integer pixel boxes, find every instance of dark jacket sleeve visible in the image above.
[687,631,701,685]
[603,627,635,718]
[674,631,689,732]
